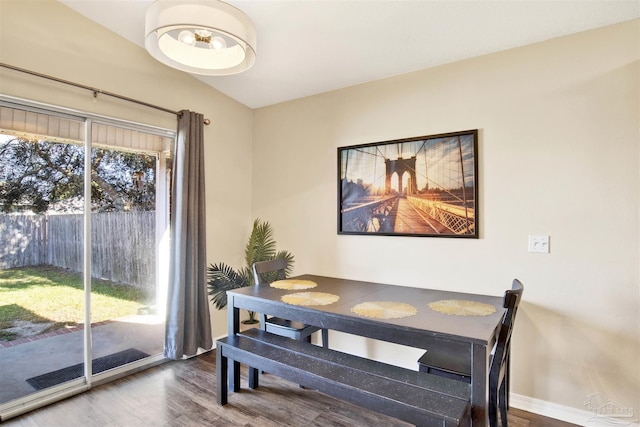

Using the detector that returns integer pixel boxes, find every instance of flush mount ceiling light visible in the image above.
[145,0,257,76]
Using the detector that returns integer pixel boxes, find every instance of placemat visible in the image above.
[428,299,496,316]
[281,292,339,306]
[351,301,418,319]
[270,279,317,290]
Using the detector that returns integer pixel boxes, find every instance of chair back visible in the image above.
[252,258,288,286]
[489,279,524,389]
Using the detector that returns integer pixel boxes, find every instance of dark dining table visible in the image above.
[226,274,505,427]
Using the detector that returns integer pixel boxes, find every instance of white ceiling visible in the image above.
[58,0,640,109]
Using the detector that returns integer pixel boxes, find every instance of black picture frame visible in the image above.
[338,129,478,238]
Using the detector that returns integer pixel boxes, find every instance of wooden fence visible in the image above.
[0,212,155,291]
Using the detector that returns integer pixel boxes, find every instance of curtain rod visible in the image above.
[0,62,210,125]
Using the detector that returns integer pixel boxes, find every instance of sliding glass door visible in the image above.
[0,100,173,418]
[89,122,168,378]
[0,111,88,405]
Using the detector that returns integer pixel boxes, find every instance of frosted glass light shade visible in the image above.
[145,0,257,76]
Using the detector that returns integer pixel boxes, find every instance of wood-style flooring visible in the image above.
[3,351,578,426]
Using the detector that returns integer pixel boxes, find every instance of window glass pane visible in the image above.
[89,123,166,376]
[0,119,86,404]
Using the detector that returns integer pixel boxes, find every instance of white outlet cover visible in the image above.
[528,235,550,253]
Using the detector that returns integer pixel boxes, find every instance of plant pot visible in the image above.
[241,311,260,325]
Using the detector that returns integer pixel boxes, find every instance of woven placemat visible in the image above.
[428,299,496,316]
[270,279,317,290]
[351,301,418,319]
[281,292,340,306]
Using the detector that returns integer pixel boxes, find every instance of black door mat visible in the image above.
[26,348,150,390]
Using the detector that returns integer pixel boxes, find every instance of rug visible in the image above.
[26,348,150,390]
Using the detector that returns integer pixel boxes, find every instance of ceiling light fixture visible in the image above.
[145,0,257,76]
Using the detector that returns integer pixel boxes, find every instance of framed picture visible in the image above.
[338,129,478,238]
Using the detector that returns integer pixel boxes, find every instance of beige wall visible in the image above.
[0,0,254,339]
[252,20,640,421]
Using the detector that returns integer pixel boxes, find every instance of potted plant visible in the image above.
[207,218,294,324]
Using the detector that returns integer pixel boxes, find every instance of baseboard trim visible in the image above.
[510,393,639,427]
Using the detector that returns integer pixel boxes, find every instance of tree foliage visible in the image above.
[0,136,156,213]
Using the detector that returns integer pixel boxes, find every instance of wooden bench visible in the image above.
[217,329,471,427]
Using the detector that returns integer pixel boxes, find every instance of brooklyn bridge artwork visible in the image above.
[338,130,478,238]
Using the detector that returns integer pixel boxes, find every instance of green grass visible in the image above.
[0,265,151,341]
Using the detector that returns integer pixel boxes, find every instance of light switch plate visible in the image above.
[528,235,550,253]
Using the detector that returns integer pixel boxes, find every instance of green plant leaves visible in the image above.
[207,218,295,309]
[206,263,247,310]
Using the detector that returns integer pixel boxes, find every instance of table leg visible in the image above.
[227,294,241,392]
[471,342,489,427]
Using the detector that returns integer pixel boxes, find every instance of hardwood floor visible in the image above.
[3,351,578,426]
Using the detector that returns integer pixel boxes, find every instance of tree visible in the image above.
[0,135,156,213]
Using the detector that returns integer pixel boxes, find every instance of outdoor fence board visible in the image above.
[90,212,155,292]
[47,214,83,273]
[0,215,46,269]
[0,213,155,292]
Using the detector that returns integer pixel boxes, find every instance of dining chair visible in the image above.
[418,279,524,427]
[252,259,329,348]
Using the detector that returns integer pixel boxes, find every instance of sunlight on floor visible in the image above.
[115,314,164,325]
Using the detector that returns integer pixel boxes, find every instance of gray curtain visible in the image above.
[164,110,213,359]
